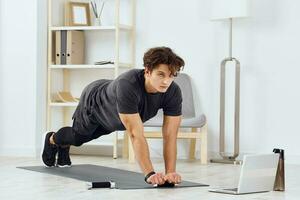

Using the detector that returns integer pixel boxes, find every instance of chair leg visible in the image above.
[122,131,129,158]
[200,123,208,164]
[189,138,196,160]
[189,127,197,160]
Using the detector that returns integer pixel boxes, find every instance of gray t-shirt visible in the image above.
[82,69,182,131]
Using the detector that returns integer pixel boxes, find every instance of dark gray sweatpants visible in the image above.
[53,80,112,146]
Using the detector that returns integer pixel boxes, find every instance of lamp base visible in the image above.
[210,158,242,165]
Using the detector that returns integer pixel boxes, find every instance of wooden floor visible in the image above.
[0,155,298,200]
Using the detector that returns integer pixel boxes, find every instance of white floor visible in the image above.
[0,155,298,200]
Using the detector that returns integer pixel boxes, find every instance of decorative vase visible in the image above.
[93,18,101,26]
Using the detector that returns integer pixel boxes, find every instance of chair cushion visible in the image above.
[144,114,206,128]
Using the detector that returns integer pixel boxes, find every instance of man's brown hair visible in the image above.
[143,47,185,76]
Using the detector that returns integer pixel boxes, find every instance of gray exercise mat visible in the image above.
[18,164,209,190]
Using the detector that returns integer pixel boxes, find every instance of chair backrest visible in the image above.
[174,73,195,118]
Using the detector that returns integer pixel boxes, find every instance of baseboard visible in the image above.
[70,143,123,157]
[208,151,300,165]
[2,146,298,165]
[0,147,36,157]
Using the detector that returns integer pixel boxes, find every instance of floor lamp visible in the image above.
[210,0,249,164]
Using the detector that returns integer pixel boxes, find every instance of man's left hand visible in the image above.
[163,172,182,184]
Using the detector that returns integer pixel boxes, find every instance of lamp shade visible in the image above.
[211,0,249,20]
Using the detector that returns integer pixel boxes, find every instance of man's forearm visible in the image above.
[163,136,177,174]
[130,133,154,175]
[162,115,181,174]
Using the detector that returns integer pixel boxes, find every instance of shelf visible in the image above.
[50,25,132,31]
[49,63,133,69]
[49,102,78,107]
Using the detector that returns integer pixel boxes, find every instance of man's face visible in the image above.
[145,64,175,93]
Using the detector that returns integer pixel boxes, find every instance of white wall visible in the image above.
[36,0,48,156]
[0,0,39,156]
[1,0,299,164]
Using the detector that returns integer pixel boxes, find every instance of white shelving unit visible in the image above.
[47,0,136,158]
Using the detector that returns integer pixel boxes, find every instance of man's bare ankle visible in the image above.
[49,134,56,145]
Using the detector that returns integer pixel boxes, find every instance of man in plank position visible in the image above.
[42,47,185,185]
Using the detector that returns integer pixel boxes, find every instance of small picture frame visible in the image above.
[65,2,91,26]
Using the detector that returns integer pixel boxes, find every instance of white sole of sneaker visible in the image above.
[40,131,57,167]
[57,164,72,168]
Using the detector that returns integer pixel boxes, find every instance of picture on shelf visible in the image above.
[65,2,91,26]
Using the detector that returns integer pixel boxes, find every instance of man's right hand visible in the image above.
[146,172,165,185]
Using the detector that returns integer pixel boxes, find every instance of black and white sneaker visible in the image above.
[57,146,72,167]
[42,132,58,167]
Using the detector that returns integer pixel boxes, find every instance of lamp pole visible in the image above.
[211,18,242,165]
